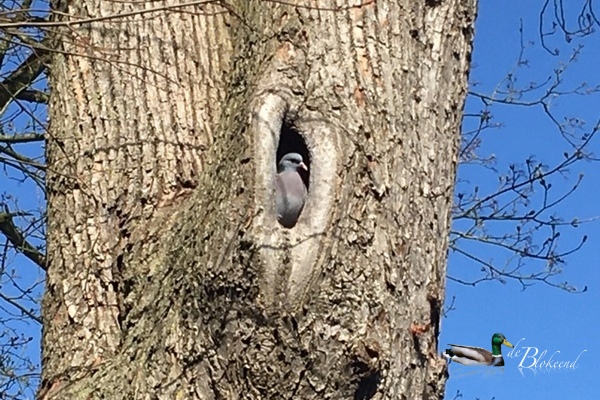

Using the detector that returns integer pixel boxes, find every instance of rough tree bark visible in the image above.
[41,0,477,399]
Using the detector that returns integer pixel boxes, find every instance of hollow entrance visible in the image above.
[276,120,310,190]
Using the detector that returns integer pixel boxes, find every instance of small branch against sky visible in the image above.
[539,0,600,54]
[0,133,44,143]
[0,0,224,29]
[451,8,599,292]
[0,1,49,397]
[0,208,46,271]
[0,44,50,114]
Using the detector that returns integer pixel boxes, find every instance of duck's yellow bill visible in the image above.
[503,339,514,348]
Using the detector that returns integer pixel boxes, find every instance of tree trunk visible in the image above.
[41,1,477,399]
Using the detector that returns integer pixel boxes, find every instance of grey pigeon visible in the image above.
[276,153,308,228]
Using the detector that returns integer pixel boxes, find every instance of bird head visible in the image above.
[492,333,514,348]
[278,153,307,173]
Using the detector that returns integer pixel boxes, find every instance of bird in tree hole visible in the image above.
[275,153,308,228]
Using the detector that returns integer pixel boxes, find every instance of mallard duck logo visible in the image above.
[444,333,514,366]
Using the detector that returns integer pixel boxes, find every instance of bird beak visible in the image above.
[299,162,308,171]
[503,339,514,348]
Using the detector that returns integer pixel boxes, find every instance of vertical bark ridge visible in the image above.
[43,0,231,387]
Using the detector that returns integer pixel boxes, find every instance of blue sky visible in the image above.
[442,1,599,399]
[1,1,599,399]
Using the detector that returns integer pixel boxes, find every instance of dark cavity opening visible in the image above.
[353,364,380,400]
[276,119,310,190]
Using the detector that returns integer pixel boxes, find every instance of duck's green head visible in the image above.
[492,333,515,349]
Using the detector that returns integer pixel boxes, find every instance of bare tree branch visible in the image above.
[0,133,44,144]
[15,89,48,104]
[0,290,41,324]
[0,210,46,271]
[0,46,50,113]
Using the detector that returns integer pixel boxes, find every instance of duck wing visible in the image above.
[447,344,492,363]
